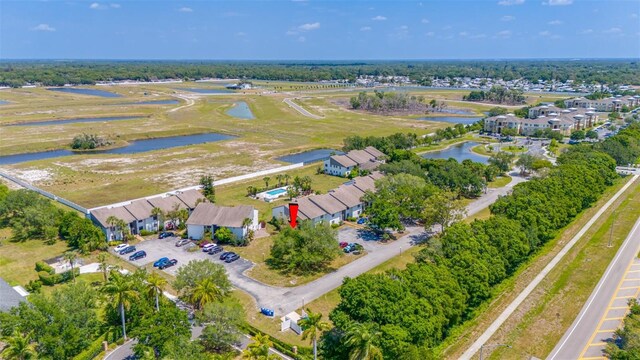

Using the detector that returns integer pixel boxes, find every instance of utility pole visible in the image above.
[608,210,617,248]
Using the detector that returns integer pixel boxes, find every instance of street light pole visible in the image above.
[479,343,512,360]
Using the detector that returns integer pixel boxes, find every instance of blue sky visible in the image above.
[1,0,639,60]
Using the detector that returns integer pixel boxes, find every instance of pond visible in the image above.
[178,88,234,94]
[226,101,255,119]
[421,141,488,164]
[277,149,344,164]
[47,88,122,98]
[0,133,236,165]
[120,99,180,105]
[416,116,482,125]
[6,116,145,127]
[0,100,9,105]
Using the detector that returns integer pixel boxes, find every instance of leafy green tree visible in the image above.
[570,130,586,140]
[132,305,191,358]
[215,227,235,244]
[269,221,341,274]
[422,190,466,231]
[0,189,61,242]
[173,260,231,300]
[488,151,515,173]
[197,300,245,353]
[300,309,331,360]
[0,331,37,360]
[515,153,537,175]
[200,175,216,203]
[101,272,139,340]
[500,127,518,137]
[242,333,279,360]
[605,299,640,359]
[586,130,599,139]
[344,322,383,360]
[189,277,224,310]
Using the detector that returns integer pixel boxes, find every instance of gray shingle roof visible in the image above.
[329,185,363,208]
[0,278,25,312]
[124,199,155,221]
[186,203,254,228]
[363,146,385,158]
[175,189,205,209]
[91,206,137,227]
[296,197,328,220]
[331,155,358,168]
[309,193,347,215]
[147,196,189,213]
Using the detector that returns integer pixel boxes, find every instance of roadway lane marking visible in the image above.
[605,317,624,320]
[588,342,607,346]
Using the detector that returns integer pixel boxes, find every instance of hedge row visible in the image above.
[240,322,313,359]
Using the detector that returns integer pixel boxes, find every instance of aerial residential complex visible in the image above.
[484,105,600,136]
[563,95,640,112]
[323,146,385,177]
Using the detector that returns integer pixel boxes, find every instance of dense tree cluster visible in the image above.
[70,133,112,150]
[349,91,426,113]
[0,187,105,252]
[269,221,341,274]
[321,140,619,358]
[596,122,640,165]
[463,86,525,105]
[1,60,639,86]
[606,299,640,359]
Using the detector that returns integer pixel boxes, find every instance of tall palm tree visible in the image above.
[97,253,109,282]
[106,215,123,240]
[263,176,271,189]
[146,271,167,312]
[151,207,165,231]
[1,331,37,360]
[344,322,383,360]
[299,309,330,360]
[284,174,291,185]
[275,174,283,187]
[242,333,278,360]
[63,251,78,283]
[101,272,139,340]
[189,277,223,310]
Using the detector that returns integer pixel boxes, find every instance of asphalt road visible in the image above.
[548,212,640,360]
[460,174,639,360]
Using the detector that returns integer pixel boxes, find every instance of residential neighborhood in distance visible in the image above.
[0,1,639,360]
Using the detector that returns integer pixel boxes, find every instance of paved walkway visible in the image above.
[283,98,322,119]
[460,174,639,360]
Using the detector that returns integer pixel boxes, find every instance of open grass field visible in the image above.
[439,176,635,359]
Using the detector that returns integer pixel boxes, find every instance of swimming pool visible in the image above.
[266,188,288,196]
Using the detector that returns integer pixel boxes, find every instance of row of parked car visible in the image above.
[201,242,240,263]
[113,243,178,269]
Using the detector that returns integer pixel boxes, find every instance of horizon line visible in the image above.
[1,57,639,62]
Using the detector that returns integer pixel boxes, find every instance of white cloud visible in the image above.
[179,7,193,12]
[421,18,430,24]
[603,27,622,34]
[360,26,372,31]
[110,3,120,8]
[426,31,435,37]
[548,20,563,25]
[498,0,524,5]
[89,2,100,9]
[297,36,306,42]
[580,29,593,34]
[539,30,551,36]
[31,23,56,32]
[459,31,468,37]
[496,30,512,38]
[298,22,320,31]
[400,25,409,30]
[286,30,297,36]
[501,15,515,21]
[470,33,487,39]
[544,0,573,5]
[372,15,387,21]
[90,2,119,10]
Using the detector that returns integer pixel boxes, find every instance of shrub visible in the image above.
[60,268,80,283]
[38,271,57,286]
[139,230,155,236]
[35,261,55,275]
[26,280,42,293]
[346,217,357,222]
[72,333,106,360]
[331,223,341,229]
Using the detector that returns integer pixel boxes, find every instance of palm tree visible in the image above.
[344,322,383,360]
[284,174,291,185]
[263,176,271,189]
[147,271,167,312]
[63,251,78,283]
[299,309,330,360]
[189,277,223,310]
[101,272,139,340]
[97,253,109,282]
[242,333,279,360]
[275,174,283,187]
[151,207,165,231]
[106,215,120,240]
[1,331,37,360]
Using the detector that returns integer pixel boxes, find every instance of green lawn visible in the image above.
[488,176,512,189]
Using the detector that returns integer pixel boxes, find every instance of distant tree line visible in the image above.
[350,91,427,113]
[1,60,639,87]
[463,85,525,105]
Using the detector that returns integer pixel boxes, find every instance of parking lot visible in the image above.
[113,236,253,277]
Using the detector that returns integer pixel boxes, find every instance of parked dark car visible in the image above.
[159,232,175,239]
[120,246,136,255]
[129,251,146,261]
[158,259,178,270]
[225,253,240,263]
[175,239,190,247]
[220,252,235,260]
[208,246,224,255]
[153,257,170,267]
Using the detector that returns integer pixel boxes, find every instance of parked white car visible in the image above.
[202,243,217,252]
[114,243,129,252]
